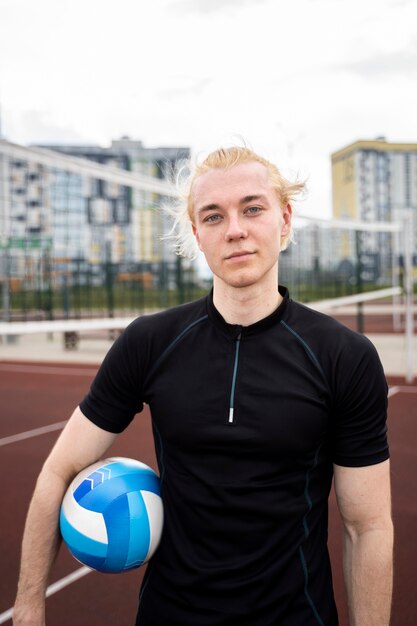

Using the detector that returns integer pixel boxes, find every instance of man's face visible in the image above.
[192,161,292,290]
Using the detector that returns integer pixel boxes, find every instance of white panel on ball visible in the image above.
[141,490,164,561]
[61,487,108,543]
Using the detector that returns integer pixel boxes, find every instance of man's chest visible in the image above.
[144,335,331,458]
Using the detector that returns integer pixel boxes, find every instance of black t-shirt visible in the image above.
[80,287,389,626]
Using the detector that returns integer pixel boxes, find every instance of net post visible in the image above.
[392,228,402,332]
[403,211,415,383]
[355,231,364,334]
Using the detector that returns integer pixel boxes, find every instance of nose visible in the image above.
[225,213,248,241]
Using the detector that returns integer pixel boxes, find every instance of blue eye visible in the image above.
[204,214,221,223]
[246,206,261,214]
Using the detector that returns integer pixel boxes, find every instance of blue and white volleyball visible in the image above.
[60,457,164,573]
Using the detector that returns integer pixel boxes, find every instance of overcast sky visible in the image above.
[1,0,416,218]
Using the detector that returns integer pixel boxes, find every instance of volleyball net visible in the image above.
[282,212,409,311]
[0,139,202,323]
[280,211,416,381]
[0,138,415,377]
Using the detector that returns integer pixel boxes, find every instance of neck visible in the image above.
[212,280,283,326]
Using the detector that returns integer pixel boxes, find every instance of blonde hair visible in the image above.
[164,146,306,259]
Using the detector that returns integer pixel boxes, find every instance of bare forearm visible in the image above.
[13,408,117,625]
[343,524,393,626]
[13,468,69,625]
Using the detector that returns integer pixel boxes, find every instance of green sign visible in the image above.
[1,237,53,250]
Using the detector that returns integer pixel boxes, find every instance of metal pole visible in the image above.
[392,228,402,332]
[403,211,414,383]
[1,246,10,322]
[105,241,114,318]
[355,231,364,334]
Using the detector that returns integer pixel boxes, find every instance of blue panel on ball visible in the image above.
[73,478,93,502]
[89,470,108,488]
[69,548,106,572]
[60,513,107,559]
[102,494,130,572]
[74,468,111,502]
[78,474,160,513]
[125,491,150,568]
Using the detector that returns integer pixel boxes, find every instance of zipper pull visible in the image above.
[229,332,242,424]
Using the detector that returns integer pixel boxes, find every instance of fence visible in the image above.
[0,140,205,321]
[0,139,416,378]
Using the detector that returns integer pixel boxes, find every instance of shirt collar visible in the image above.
[205,285,290,337]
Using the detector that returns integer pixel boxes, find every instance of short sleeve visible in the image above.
[79,321,144,433]
[331,335,389,468]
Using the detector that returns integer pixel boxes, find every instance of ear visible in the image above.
[192,224,203,251]
[281,203,292,236]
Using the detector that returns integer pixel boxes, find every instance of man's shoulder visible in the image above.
[125,294,209,336]
[284,298,375,352]
[283,299,386,395]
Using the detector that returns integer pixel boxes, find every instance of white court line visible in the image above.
[388,386,417,398]
[45,566,92,597]
[0,566,92,624]
[0,363,97,376]
[0,364,94,623]
[0,363,94,446]
[0,421,67,447]
[388,386,400,398]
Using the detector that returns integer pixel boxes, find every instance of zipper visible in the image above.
[228,331,242,424]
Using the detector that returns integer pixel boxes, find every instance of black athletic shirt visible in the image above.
[80,287,389,626]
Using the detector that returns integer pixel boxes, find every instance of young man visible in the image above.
[14,147,393,626]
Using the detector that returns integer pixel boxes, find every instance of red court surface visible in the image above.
[0,361,416,625]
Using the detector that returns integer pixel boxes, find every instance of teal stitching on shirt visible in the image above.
[302,470,312,539]
[147,315,209,381]
[301,445,321,539]
[138,420,165,606]
[280,320,325,378]
[152,421,165,487]
[140,317,208,604]
[299,546,326,626]
[299,445,326,625]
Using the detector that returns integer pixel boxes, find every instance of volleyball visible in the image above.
[60,457,164,573]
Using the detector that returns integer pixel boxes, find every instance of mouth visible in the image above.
[225,251,255,261]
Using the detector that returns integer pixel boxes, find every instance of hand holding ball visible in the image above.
[60,457,164,573]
